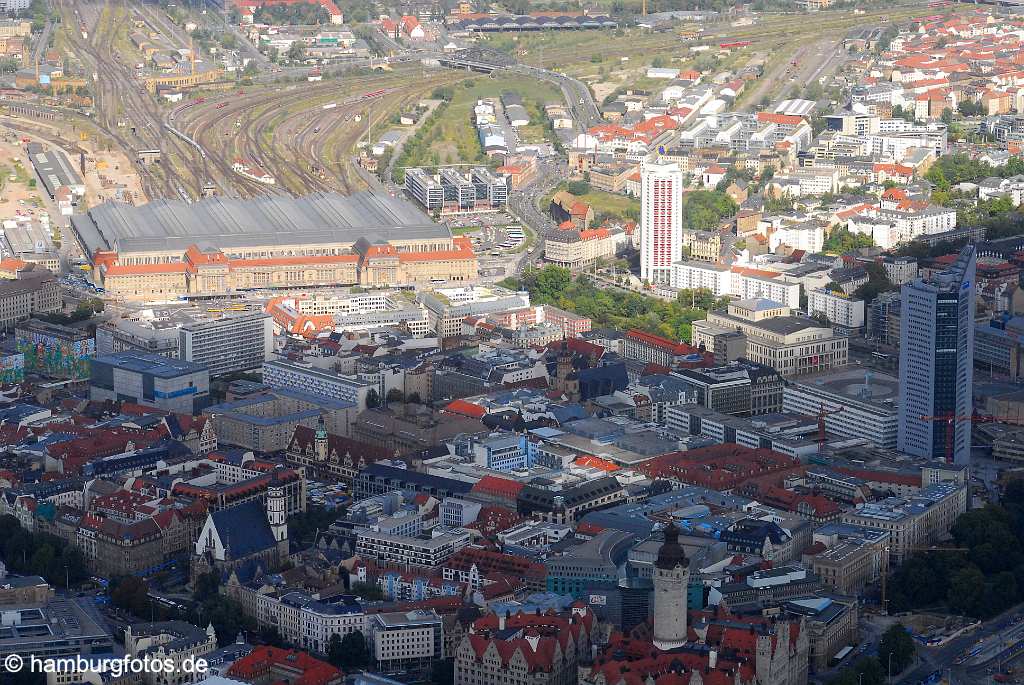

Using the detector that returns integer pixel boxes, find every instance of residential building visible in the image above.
[418,286,531,338]
[640,159,684,286]
[898,246,976,464]
[0,273,61,332]
[807,289,866,330]
[179,312,273,377]
[90,351,210,414]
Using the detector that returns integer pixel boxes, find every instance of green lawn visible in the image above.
[451,225,479,236]
[544,183,639,222]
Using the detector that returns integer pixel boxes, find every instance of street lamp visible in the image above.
[888,652,894,683]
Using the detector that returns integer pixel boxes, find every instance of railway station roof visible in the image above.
[71,191,451,256]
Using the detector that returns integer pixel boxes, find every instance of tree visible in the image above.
[566,180,590,196]
[386,388,404,404]
[948,566,986,616]
[110,576,150,617]
[327,633,345,668]
[407,392,422,404]
[879,624,915,676]
[194,570,221,602]
[431,658,455,685]
[941,107,954,125]
[351,581,385,601]
[339,630,370,670]
[683,190,737,231]
[287,41,306,61]
[365,388,380,409]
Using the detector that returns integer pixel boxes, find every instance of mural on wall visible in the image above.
[0,353,24,385]
[16,332,94,380]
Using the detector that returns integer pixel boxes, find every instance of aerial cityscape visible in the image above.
[1,0,1024,684]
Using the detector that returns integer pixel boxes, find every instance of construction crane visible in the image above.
[919,414,1003,463]
[880,545,968,613]
[816,402,843,454]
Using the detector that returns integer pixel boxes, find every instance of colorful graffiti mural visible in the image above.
[0,353,24,385]
[16,330,94,380]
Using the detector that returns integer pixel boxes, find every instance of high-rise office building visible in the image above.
[898,245,976,464]
[640,158,683,286]
[179,311,273,377]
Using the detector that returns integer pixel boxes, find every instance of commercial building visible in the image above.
[125,621,217,685]
[203,387,355,452]
[640,158,684,286]
[807,288,865,330]
[72,193,477,300]
[546,529,635,597]
[676,359,784,416]
[356,527,472,567]
[368,610,443,676]
[178,311,273,377]
[15,318,95,380]
[0,596,113,659]
[405,167,509,213]
[266,291,431,340]
[417,286,531,338]
[692,300,847,378]
[0,272,61,332]
[90,351,210,414]
[262,359,372,410]
[840,482,968,564]
[783,369,899,449]
[898,246,976,464]
[670,262,801,311]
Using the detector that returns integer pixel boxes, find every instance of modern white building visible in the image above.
[807,289,866,329]
[368,610,443,676]
[669,262,801,309]
[641,159,684,286]
[783,372,899,449]
[262,358,373,410]
[355,527,472,567]
[769,222,825,254]
[179,311,273,377]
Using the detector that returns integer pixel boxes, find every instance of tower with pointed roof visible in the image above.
[653,522,689,651]
[314,415,329,462]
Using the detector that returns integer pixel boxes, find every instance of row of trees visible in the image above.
[889,480,1024,618]
[0,515,89,588]
[502,265,729,342]
[828,625,915,685]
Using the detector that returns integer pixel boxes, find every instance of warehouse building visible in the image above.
[27,143,85,201]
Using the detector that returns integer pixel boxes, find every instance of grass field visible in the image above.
[398,75,564,170]
[545,183,640,222]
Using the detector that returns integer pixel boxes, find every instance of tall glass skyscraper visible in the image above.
[897,245,976,464]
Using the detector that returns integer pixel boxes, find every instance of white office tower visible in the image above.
[640,158,684,286]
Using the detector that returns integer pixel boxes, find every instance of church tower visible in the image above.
[315,415,329,462]
[653,522,689,651]
[267,484,288,558]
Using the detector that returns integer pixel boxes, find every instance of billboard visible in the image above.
[16,330,94,380]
